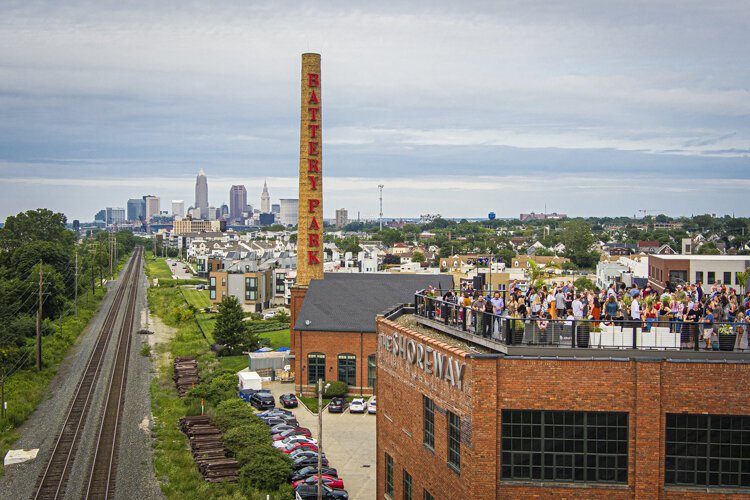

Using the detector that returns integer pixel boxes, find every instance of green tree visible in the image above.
[561,220,595,255]
[696,242,721,255]
[411,250,426,263]
[213,296,258,355]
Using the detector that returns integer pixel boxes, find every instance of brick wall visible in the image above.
[377,315,750,499]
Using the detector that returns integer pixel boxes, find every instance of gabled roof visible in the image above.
[294,273,454,333]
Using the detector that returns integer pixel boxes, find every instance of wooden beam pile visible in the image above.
[174,356,199,397]
[179,416,239,483]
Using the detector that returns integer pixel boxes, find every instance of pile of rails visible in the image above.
[173,356,199,397]
[179,416,238,483]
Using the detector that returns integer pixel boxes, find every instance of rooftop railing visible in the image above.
[414,292,747,353]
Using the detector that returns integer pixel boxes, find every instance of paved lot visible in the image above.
[266,382,376,500]
[165,258,195,280]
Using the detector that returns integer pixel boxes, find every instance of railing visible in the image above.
[414,293,747,352]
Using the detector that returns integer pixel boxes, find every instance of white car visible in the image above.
[367,397,376,414]
[273,436,317,449]
[349,398,366,413]
[263,310,277,320]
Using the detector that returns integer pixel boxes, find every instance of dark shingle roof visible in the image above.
[294,274,454,333]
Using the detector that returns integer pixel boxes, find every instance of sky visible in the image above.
[1,0,749,222]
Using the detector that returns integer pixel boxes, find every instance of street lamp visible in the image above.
[317,379,330,500]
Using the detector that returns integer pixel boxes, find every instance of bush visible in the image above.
[211,398,256,432]
[186,372,237,408]
[315,380,348,397]
[239,447,292,492]
[223,424,273,454]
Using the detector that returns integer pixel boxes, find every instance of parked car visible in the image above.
[282,442,319,454]
[250,392,276,410]
[238,389,257,403]
[292,455,329,469]
[270,424,297,435]
[273,428,312,441]
[195,284,205,290]
[294,484,348,500]
[263,417,298,428]
[279,393,298,408]
[289,449,326,461]
[292,475,345,490]
[349,398,366,413]
[367,396,376,414]
[263,310,276,320]
[328,397,346,413]
[258,407,292,418]
[289,466,338,483]
[273,435,317,449]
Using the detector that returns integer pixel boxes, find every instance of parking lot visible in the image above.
[265,382,376,500]
[165,259,195,280]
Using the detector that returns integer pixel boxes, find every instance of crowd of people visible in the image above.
[420,279,749,351]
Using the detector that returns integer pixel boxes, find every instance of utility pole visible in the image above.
[36,260,43,371]
[74,250,78,316]
[378,184,384,232]
[317,378,324,500]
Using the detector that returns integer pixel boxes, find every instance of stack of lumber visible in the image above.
[179,416,238,483]
[174,356,199,397]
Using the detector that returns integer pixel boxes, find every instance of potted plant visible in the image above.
[718,324,737,352]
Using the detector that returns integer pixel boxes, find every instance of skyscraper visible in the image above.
[229,185,247,222]
[172,200,185,218]
[335,208,348,228]
[261,181,271,214]
[195,169,209,219]
[143,195,160,221]
[105,207,126,226]
[127,198,145,221]
[279,198,298,227]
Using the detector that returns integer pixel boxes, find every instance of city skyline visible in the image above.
[1,2,749,221]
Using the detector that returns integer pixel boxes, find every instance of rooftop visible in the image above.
[651,255,749,261]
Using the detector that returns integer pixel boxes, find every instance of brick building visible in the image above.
[648,255,750,291]
[376,305,750,498]
[289,273,452,396]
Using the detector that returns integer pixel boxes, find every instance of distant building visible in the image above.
[127,198,146,221]
[195,169,209,219]
[335,208,348,228]
[229,185,247,222]
[143,195,160,221]
[279,198,298,226]
[72,220,80,233]
[648,254,750,291]
[94,209,106,222]
[271,203,280,215]
[173,218,223,235]
[259,213,275,226]
[519,212,567,222]
[220,204,229,218]
[261,181,271,213]
[171,200,185,218]
[105,207,125,226]
[207,206,218,221]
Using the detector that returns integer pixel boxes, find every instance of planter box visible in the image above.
[719,333,737,352]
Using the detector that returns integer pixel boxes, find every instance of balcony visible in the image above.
[410,292,749,361]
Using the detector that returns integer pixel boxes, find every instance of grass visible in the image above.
[259,329,290,350]
[0,276,114,475]
[218,355,248,373]
[182,288,212,310]
[145,253,176,281]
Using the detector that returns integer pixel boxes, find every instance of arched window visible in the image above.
[337,353,356,387]
[367,354,377,390]
[307,352,325,385]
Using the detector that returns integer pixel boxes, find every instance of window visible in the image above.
[245,276,258,301]
[424,491,434,500]
[501,410,628,484]
[447,411,461,471]
[665,413,750,488]
[696,271,704,283]
[669,270,688,285]
[403,470,412,500]
[708,271,716,284]
[385,453,394,497]
[724,272,732,286]
[209,276,216,289]
[307,353,325,385]
[337,353,356,386]
[423,396,435,450]
[210,290,216,300]
[367,354,377,390]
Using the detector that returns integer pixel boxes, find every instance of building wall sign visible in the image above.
[379,332,466,390]
[297,52,324,286]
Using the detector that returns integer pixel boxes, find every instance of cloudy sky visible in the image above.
[1,1,749,221]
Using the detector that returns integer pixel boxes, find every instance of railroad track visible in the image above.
[85,248,142,499]
[32,246,143,500]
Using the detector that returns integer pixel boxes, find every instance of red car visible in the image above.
[273,427,312,441]
[282,442,319,454]
[292,475,345,489]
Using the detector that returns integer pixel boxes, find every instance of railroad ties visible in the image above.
[179,416,239,483]
[173,357,199,397]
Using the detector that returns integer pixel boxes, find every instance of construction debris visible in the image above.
[173,356,199,397]
[179,416,238,483]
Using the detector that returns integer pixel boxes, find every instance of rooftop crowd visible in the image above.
[420,279,749,351]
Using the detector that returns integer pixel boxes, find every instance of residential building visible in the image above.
[143,195,160,221]
[127,198,146,222]
[209,266,274,312]
[279,198,298,226]
[648,254,750,291]
[335,208,348,228]
[261,181,271,213]
[377,296,750,499]
[229,185,247,222]
[171,200,185,218]
[195,169,209,219]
